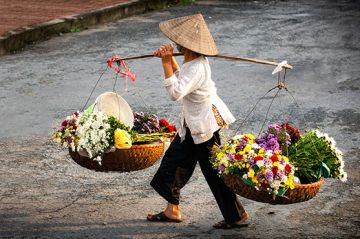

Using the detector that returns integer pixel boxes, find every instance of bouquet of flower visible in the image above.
[133,112,160,134]
[76,111,113,164]
[52,111,82,151]
[52,109,177,164]
[211,122,347,197]
[132,112,176,143]
[211,133,295,196]
[288,129,347,183]
[256,123,292,155]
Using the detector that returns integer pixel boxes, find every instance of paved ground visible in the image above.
[0,0,128,36]
[0,0,359,238]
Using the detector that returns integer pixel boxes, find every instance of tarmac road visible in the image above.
[0,0,359,238]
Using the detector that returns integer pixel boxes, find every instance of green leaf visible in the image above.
[318,162,331,178]
[277,187,288,197]
[241,178,256,187]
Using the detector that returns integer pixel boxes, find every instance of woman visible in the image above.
[147,14,248,229]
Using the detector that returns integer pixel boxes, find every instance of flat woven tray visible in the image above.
[223,174,324,204]
[69,142,164,172]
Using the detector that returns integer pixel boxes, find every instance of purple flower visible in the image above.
[275,172,284,179]
[265,171,274,181]
[237,140,246,150]
[133,111,160,134]
[67,137,72,144]
[218,165,225,171]
[227,154,234,162]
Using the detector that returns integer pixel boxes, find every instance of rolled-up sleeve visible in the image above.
[163,63,203,101]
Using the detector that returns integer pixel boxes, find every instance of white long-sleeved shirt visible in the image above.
[164,56,235,144]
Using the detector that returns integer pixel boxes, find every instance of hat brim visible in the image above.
[159,14,218,56]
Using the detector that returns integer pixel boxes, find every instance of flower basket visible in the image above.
[68,142,164,172]
[223,174,324,205]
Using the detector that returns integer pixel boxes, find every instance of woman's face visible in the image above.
[176,43,183,53]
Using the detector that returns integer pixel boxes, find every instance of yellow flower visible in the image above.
[244,144,251,153]
[114,129,132,149]
[259,148,265,154]
[273,161,279,167]
[286,175,294,187]
[246,163,250,168]
[252,177,258,184]
[219,158,229,167]
[274,150,279,155]
[290,184,295,190]
[248,169,255,178]
[217,152,224,159]
[244,134,255,143]
[283,156,289,162]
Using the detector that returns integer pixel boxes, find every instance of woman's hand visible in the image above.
[154,43,175,79]
[154,43,174,64]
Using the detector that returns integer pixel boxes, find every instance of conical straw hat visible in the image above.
[93,92,134,128]
[159,14,218,56]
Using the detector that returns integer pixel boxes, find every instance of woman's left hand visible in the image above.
[154,43,174,63]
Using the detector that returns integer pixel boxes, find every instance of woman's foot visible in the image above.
[235,212,249,225]
[147,212,182,223]
[147,203,182,222]
[213,212,249,229]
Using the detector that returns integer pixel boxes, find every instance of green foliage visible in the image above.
[180,0,195,5]
[70,27,82,33]
[288,130,342,183]
[107,116,135,145]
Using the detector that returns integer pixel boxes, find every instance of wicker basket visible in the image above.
[69,142,164,172]
[223,174,324,205]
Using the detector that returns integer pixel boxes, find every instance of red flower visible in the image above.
[271,154,278,162]
[61,120,67,127]
[254,155,263,161]
[272,166,278,174]
[167,125,176,132]
[281,122,300,141]
[285,164,292,173]
[159,119,169,127]
[261,183,269,189]
[235,154,243,160]
[73,125,77,130]
[74,112,79,117]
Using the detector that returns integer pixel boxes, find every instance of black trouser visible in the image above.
[150,128,245,224]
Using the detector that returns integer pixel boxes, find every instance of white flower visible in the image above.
[233,135,243,140]
[281,175,288,183]
[256,160,265,168]
[265,150,273,158]
[339,172,348,182]
[76,111,111,164]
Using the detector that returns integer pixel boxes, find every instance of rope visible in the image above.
[233,86,278,135]
[81,67,107,112]
[257,88,281,138]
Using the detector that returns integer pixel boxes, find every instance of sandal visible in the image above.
[213,220,249,229]
[147,212,182,223]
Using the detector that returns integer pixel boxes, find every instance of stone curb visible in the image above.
[0,0,177,56]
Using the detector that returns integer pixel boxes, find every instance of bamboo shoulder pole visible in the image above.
[117,53,294,70]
